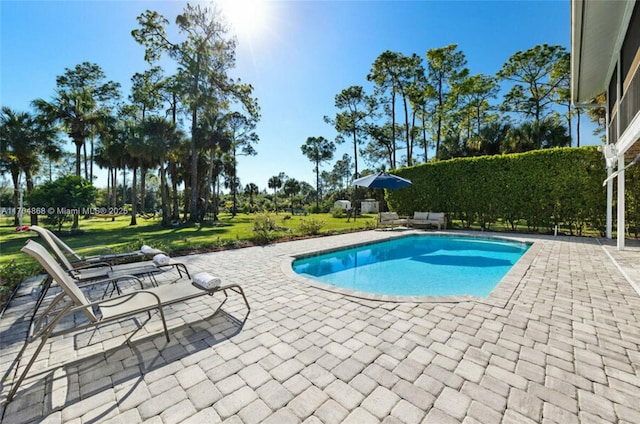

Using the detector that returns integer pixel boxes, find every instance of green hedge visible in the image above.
[387,147,610,235]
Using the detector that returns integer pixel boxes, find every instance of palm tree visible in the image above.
[34,88,106,229]
[226,112,258,216]
[283,178,301,212]
[95,115,127,216]
[167,139,189,222]
[504,119,570,153]
[0,107,59,225]
[301,136,336,211]
[34,88,96,178]
[222,157,240,216]
[195,111,232,221]
[142,116,181,226]
[268,175,282,213]
[123,123,141,226]
[244,183,259,212]
[33,63,120,187]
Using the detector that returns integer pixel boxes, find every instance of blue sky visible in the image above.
[1,0,597,191]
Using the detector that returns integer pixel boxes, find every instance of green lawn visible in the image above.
[0,212,379,268]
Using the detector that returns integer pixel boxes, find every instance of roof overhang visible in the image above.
[571,0,636,104]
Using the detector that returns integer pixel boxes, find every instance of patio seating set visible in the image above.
[2,226,250,403]
[378,211,447,230]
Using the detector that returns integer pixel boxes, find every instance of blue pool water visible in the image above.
[292,235,530,297]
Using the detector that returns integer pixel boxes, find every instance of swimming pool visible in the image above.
[292,235,530,298]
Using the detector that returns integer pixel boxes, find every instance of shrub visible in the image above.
[331,207,345,218]
[298,218,325,236]
[363,217,378,230]
[27,175,97,231]
[307,204,323,214]
[0,259,41,300]
[252,213,278,244]
[387,146,606,234]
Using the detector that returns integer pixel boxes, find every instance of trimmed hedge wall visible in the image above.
[387,147,608,235]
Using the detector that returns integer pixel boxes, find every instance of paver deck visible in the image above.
[1,230,640,423]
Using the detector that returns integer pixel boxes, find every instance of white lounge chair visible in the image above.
[5,240,250,402]
[409,212,447,230]
[378,212,408,229]
[28,225,158,266]
[29,225,189,282]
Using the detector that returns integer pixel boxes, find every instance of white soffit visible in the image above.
[571,0,634,103]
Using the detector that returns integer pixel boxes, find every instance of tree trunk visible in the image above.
[83,141,89,181]
[315,161,320,210]
[122,166,127,211]
[106,166,111,209]
[160,161,171,227]
[422,114,428,162]
[189,128,199,221]
[130,166,137,226]
[232,147,237,217]
[403,95,411,166]
[352,130,358,179]
[111,168,117,209]
[73,140,82,228]
[25,169,38,226]
[391,91,397,168]
[214,176,220,218]
[90,137,94,182]
[189,65,201,223]
[205,146,215,221]
[11,170,20,227]
[436,80,443,159]
[169,161,179,221]
[140,167,147,214]
[409,108,416,166]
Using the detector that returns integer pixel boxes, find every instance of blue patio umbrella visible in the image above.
[353,171,412,189]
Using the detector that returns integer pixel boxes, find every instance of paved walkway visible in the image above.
[1,230,640,423]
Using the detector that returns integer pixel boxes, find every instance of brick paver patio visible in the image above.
[1,230,639,423]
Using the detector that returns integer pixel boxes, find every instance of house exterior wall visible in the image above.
[608,2,640,149]
[597,1,640,249]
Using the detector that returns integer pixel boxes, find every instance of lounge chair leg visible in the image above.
[6,331,51,402]
[172,263,190,280]
[30,276,53,323]
[239,288,250,311]
[157,306,170,342]
[226,285,251,312]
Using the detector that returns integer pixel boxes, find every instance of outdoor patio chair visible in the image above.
[4,239,250,402]
[29,225,190,282]
[378,212,408,229]
[408,212,447,230]
[28,225,162,266]
[28,225,191,322]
